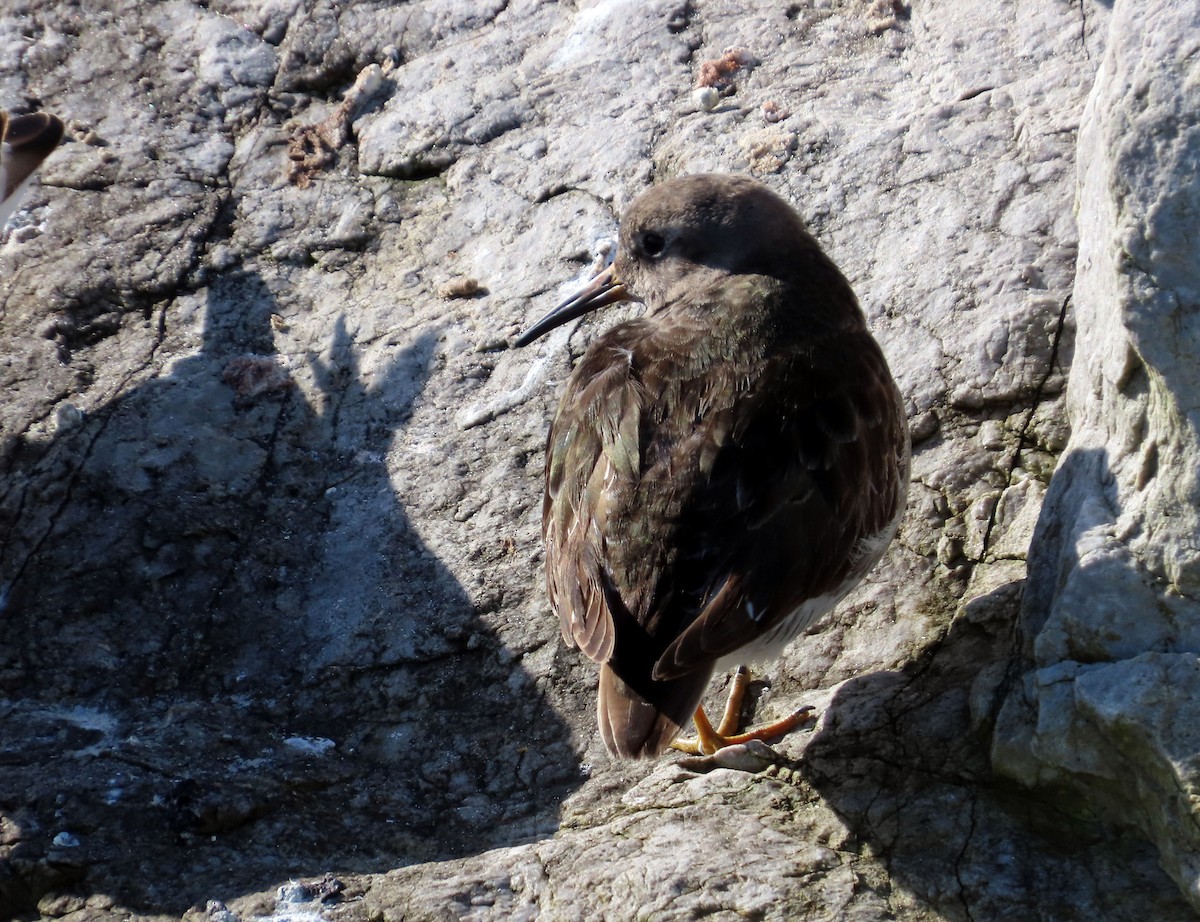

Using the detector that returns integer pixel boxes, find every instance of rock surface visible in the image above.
[993,0,1200,911]
[0,0,1195,920]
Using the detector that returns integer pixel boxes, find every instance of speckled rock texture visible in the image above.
[993,0,1200,911]
[0,0,1195,920]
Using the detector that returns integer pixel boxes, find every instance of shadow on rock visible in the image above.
[798,570,1191,920]
[0,271,578,915]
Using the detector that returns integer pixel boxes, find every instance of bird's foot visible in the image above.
[670,705,815,755]
[675,739,783,773]
[671,666,815,755]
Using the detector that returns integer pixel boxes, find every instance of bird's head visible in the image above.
[515,173,843,347]
[612,173,811,305]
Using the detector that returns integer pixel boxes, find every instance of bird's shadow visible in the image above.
[0,270,578,915]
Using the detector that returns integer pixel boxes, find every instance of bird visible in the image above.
[0,110,64,228]
[515,173,910,758]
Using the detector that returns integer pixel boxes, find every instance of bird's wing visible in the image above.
[542,312,907,685]
[650,331,909,679]
[542,335,647,664]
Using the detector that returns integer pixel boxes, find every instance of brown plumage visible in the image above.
[516,174,910,758]
[0,111,64,227]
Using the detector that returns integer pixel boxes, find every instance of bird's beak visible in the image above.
[513,264,633,347]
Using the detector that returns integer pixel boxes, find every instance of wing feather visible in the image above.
[543,341,647,664]
[652,333,909,678]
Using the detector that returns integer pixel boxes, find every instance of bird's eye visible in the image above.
[640,232,667,258]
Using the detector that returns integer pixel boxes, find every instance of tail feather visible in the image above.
[597,663,712,758]
[1,112,64,226]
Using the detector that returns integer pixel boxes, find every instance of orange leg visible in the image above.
[671,666,814,755]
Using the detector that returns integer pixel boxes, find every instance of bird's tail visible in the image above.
[1,112,64,226]
[597,663,712,758]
